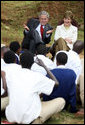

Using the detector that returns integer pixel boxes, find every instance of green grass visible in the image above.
[78,30,84,41]
[44,111,84,124]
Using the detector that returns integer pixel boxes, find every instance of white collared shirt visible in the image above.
[4,64,55,124]
[15,53,20,61]
[36,24,44,38]
[31,55,57,76]
[31,62,47,76]
[56,65,66,69]
[65,50,82,83]
[35,55,57,70]
[54,24,78,49]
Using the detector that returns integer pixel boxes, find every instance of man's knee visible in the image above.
[56,97,66,107]
[53,97,66,110]
[57,38,64,42]
[58,37,64,41]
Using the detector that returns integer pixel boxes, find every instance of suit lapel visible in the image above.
[34,21,40,29]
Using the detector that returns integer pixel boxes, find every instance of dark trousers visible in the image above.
[21,30,43,54]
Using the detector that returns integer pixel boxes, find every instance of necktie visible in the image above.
[40,25,44,39]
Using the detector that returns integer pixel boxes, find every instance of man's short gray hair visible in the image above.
[39,11,49,18]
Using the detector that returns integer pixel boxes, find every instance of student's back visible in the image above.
[4,50,57,124]
[5,67,54,124]
[43,52,77,113]
[43,68,76,101]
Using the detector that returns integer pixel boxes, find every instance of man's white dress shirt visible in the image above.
[36,24,50,38]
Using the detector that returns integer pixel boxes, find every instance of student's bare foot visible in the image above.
[75,109,84,116]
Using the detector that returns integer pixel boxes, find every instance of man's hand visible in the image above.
[46,29,53,34]
[23,24,29,31]
[65,38,72,44]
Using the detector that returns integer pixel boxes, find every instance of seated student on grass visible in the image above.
[43,52,79,113]
[20,48,47,76]
[36,44,56,69]
[9,41,21,64]
[1,45,9,111]
[54,40,84,84]
[31,44,56,76]
[53,40,84,110]
[3,50,65,124]
[77,58,84,114]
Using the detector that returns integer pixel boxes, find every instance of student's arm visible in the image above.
[35,57,59,87]
[1,71,8,97]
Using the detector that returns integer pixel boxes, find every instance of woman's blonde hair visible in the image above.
[64,11,74,20]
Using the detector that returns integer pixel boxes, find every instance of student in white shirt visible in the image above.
[1,50,21,111]
[32,44,57,75]
[54,40,84,111]
[50,11,78,60]
[4,50,65,124]
[1,45,9,111]
[54,40,84,84]
[77,58,84,109]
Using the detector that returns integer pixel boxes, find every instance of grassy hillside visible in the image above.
[1,1,84,124]
[1,1,84,45]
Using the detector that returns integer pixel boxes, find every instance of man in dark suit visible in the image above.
[21,11,53,54]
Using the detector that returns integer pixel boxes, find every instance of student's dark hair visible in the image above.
[56,52,68,65]
[73,40,84,54]
[20,51,34,69]
[4,50,16,64]
[9,41,20,53]
[36,44,47,55]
